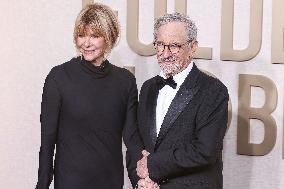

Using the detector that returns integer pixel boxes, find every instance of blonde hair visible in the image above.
[74,3,120,55]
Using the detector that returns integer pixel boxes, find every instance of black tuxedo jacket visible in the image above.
[137,64,229,189]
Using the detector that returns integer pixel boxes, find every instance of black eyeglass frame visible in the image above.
[153,40,192,54]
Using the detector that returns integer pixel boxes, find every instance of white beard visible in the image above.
[158,55,185,77]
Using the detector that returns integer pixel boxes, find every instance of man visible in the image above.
[136,13,229,189]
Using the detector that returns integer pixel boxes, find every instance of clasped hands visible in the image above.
[136,150,160,189]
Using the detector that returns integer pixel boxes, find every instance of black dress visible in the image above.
[36,57,143,189]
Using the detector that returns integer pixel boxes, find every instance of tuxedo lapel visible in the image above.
[155,64,201,149]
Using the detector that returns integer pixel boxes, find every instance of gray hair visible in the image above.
[154,12,197,42]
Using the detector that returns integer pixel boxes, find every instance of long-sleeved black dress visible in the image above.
[36,57,143,189]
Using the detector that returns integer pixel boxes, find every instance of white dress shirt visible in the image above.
[155,62,193,137]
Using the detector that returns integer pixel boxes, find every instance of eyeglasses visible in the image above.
[153,41,191,54]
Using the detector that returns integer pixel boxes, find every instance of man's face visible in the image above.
[155,21,198,77]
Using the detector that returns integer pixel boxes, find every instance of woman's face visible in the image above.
[76,27,106,66]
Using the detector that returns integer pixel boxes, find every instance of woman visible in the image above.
[36,3,142,189]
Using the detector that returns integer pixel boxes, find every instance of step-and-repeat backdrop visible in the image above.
[0,0,283,188]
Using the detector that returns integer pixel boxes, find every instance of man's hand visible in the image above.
[136,150,150,178]
[137,176,160,189]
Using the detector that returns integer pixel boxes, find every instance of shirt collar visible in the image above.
[159,61,193,88]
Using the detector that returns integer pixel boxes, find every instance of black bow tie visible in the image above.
[156,76,177,90]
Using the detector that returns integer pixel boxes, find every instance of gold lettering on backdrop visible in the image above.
[237,74,277,156]
[271,0,284,64]
[123,66,135,75]
[220,0,263,61]
[175,0,187,13]
[82,0,93,8]
[127,0,165,56]
[127,0,212,58]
